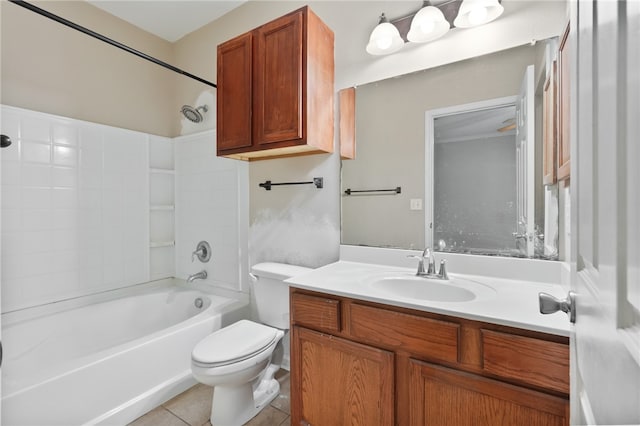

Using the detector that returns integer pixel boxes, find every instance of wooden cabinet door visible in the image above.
[291,326,394,426]
[409,360,568,426]
[339,87,356,159]
[253,10,304,147]
[217,32,253,153]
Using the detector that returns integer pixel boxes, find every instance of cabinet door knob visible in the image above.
[539,291,576,323]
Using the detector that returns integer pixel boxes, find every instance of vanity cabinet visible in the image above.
[216,6,334,161]
[290,292,394,425]
[294,327,394,425]
[409,362,567,425]
[290,288,569,426]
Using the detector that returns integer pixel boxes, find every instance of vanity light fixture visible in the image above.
[407,2,450,43]
[365,13,405,55]
[453,0,504,28]
[366,0,503,56]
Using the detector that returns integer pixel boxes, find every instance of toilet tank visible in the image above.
[251,262,312,329]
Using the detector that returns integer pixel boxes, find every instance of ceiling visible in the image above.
[435,105,517,144]
[87,1,248,42]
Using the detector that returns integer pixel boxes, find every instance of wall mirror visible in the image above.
[341,40,561,260]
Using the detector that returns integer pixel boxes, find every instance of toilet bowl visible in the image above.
[190,262,311,425]
[191,320,284,425]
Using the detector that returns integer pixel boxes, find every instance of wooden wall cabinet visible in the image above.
[216,7,334,161]
[290,288,570,426]
[339,87,356,160]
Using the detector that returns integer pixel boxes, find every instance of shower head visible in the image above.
[181,104,208,123]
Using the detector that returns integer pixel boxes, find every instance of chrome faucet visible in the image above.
[408,248,449,280]
[187,270,207,283]
[425,247,436,275]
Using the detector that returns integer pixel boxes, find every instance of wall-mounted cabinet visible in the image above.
[339,87,356,160]
[216,6,335,161]
[290,288,570,426]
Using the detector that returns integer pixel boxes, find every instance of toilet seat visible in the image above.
[191,320,280,368]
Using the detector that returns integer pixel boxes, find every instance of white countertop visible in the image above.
[286,260,571,337]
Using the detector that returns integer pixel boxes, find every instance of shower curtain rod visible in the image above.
[8,0,217,88]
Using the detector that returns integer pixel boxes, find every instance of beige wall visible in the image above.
[172,0,565,267]
[1,0,566,138]
[172,2,566,268]
[1,1,176,137]
[1,0,567,268]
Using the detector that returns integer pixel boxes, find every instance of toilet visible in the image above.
[190,262,311,425]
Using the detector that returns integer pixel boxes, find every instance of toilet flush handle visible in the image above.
[249,273,258,282]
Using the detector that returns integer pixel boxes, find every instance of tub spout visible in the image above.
[187,270,207,283]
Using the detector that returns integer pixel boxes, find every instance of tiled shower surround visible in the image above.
[1,105,149,312]
[174,131,248,294]
[0,105,246,313]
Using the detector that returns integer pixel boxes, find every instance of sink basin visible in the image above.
[365,274,495,303]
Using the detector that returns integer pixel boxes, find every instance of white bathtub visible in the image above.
[1,279,248,426]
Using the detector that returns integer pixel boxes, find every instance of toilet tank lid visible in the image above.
[251,262,312,281]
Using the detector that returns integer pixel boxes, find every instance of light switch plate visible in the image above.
[410,199,423,210]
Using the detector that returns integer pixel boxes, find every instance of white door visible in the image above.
[570,0,640,423]
[515,65,535,257]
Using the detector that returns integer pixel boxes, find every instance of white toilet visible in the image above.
[190,262,311,425]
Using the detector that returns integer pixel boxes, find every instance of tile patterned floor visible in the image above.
[128,370,290,426]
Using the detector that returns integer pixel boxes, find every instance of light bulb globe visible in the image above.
[366,18,404,55]
[407,6,450,43]
[453,0,504,28]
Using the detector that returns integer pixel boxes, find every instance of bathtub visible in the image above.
[1,279,248,426]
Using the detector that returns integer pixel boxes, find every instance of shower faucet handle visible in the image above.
[192,241,211,263]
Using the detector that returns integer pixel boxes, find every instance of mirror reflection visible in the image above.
[341,41,560,260]
[433,104,519,255]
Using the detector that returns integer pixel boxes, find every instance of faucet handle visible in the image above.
[191,241,211,263]
[438,259,449,280]
[408,255,426,275]
[191,249,202,262]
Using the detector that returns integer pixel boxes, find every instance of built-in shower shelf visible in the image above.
[149,168,175,175]
[150,241,175,248]
[150,205,175,211]
[149,139,176,280]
